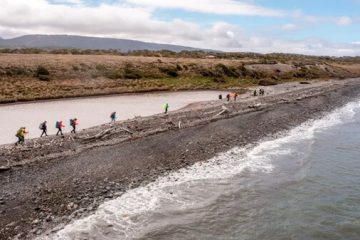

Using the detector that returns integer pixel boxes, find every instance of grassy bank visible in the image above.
[1,53,360,103]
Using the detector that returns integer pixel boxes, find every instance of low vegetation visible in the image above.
[0,52,360,103]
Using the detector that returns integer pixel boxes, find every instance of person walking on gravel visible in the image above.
[234,93,238,101]
[39,121,48,137]
[56,120,64,136]
[15,127,28,145]
[164,103,169,114]
[70,118,78,134]
[110,112,117,123]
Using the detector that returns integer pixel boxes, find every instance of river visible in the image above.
[46,98,360,240]
[0,91,224,145]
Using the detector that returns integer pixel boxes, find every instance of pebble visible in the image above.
[32,219,40,225]
[45,215,53,222]
[67,202,76,210]
[6,222,16,227]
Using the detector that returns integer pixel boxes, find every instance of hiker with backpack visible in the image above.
[164,103,169,114]
[260,89,265,96]
[110,112,116,123]
[70,118,78,134]
[234,93,238,101]
[56,120,64,136]
[39,121,48,137]
[15,127,28,145]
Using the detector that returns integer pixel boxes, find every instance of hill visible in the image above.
[0,34,197,52]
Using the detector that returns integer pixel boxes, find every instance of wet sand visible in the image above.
[0,79,360,239]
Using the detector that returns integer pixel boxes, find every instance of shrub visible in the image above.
[3,67,28,77]
[213,77,226,83]
[38,74,50,81]
[124,64,142,79]
[215,63,238,77]
[106,69,123,79]
[36,66,49,76]
[200,69,215,77]
[95,64,107,71]
[166,69,179,77]
[36,66,50,81]
[160,66,179,78]
[176,64,183,71]
[258,79,277,86]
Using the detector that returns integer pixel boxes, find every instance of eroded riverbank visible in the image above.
[0,79,360,239]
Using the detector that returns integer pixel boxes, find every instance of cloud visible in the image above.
[50,0,83,4]
[0,0,359,56]
[0,0,242,47]
[234,37,360,56]
[126,0,284,17]
[293,10,356,27]
[336,16,352,26]
[281,23,301,31]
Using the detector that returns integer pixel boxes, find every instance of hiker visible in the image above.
[234,93,238,101]
[253,90,257,97]
[70,118,78,134]
[15,127,28,145]
[226,94,231,102]
[261,89,265,96]
[219,94,223,100]
[110,112,116,123]
[39,121,48,137]
[56,120,64,136]
[164,103,169,114]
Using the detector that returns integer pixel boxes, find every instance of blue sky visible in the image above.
[1,0,360,55]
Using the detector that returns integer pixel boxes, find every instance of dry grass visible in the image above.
[1,54,360,103]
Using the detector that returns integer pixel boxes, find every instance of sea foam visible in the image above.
[41,100,360,240]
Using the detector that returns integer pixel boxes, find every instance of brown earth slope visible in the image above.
[1,54,360,103]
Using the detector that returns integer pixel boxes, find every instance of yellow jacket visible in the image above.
[16,128,26,137]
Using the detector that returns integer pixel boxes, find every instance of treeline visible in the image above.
[0,47,360,63]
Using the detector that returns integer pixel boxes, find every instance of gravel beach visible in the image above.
[1,78,360,239]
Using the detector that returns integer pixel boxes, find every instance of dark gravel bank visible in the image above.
[1,79,360,239]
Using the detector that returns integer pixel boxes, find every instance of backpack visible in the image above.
[55,121,60,128]
[70,119,74,126]
[16,128,23,137]
[39,123,44,130]
[15,129,21,137]
[111,112,116,118]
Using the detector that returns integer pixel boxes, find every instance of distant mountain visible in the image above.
[0,34,198,52]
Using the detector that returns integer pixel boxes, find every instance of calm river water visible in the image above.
[47,99,360,240]
[0,91,224,145]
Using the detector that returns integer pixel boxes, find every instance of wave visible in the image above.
[41,100,360,240]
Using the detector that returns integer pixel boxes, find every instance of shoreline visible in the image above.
[0,88,231,106]
[1,78,360,239]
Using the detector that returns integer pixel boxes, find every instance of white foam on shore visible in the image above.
[41,100,360,240]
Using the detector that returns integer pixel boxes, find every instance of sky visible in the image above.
[0,0,360,56]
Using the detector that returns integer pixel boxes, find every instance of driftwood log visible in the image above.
[213,106,230,118]
[76,127,134,142]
